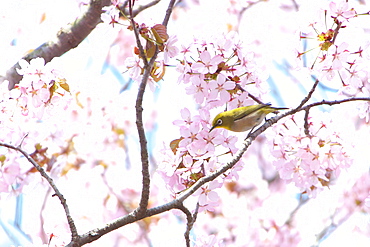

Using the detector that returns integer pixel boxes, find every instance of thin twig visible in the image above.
[314,209,352,246]
[121,0,161,18]
[296,77,320,109]
[248,92,264,104]
[64,96,370,246]
[17,133,29,148]
[129,0,158,217]
[285,194,309,226]
[300,97,370,112]
[162,0,177,27]
[132,0,177,217]
[177,202,199,247]
[0,142,79,241]
[304,108,311,136]
[129,0,149,66]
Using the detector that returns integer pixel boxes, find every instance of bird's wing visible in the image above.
[233,104,268,121]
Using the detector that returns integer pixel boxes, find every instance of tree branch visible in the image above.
[0,142,78,241]
[64,96,370,246]
[162,0,177,27]
[120,0,161,18]
[65,199,183,246]
[1,0,161,90]
[132,0,176,217]
[177,203,199,247]
[2,0,112,89]
[297,77,320,109]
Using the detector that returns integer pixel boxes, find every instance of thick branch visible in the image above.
[3,0,111,89]
[1,0,164,90]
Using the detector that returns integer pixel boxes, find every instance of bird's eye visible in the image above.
[217,119,223,125]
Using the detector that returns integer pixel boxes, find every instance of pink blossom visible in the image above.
[188,139,213,159]
[124,56,143,81]
[228,91,255,109]
[164,35,179,63]
[200,129,224,147]
[196,180,222,212]
[214,33,233,55]
[329,1,356,22]
[365,194,370,208]
[357,101,370,122]
[330,42,350,70]
[321,65,336,81]
[207,73,235,103]
[17,57,46,77]
[191,50,223,74]
[185,75,208,104]
[179,123,200,148]
[341,173,370,212]
[194,234,220,247]
[269,113,353,196]
[173,108,193,126]
[101,4,120,27]
[221,133,238,155]
[176,61,192,84]
[224,160,244,180]
[180,154,203,174]
[198,108,211,129]
[179,44,191,57]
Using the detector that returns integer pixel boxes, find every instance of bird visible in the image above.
[209,104,288,132]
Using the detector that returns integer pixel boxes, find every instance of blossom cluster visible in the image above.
[15,57,71,119]
[157,31,271,211]
[158,1,370,211]
[0,57,71,193]
[268,112,353,197]
[299,1,370,120]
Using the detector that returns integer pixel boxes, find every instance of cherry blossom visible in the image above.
[191,50,223,74]
[330,42,350,70]
[163,35,179,63]
[195,180,222,212]
[185,74,209,104]
[268,112,354,197]
[207,73,235,104]
[328,1,357,23]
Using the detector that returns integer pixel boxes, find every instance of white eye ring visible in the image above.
[217,119,223,125]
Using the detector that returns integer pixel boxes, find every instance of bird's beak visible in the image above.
[209,125,216,132]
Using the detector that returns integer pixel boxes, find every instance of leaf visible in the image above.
[145,40,156,59]
[170,137,183,154]
[151,24,169,45]
[151,62,166,82]
[0,155,6,165]
[58,78,70,92]
[190,171,204,182]
[48,81,58,103]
